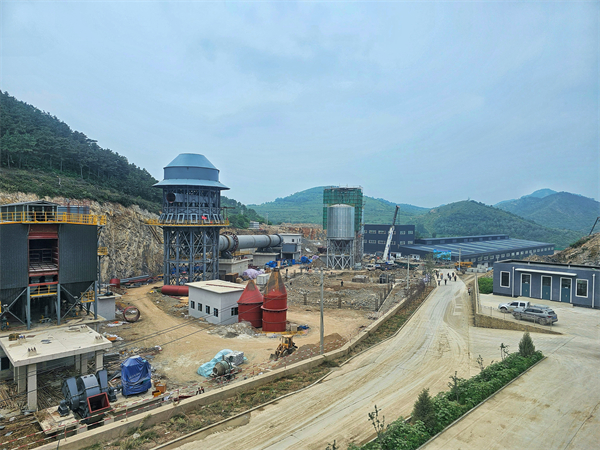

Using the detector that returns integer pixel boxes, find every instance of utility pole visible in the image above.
[320,269,324,355]
[407,258,410,291]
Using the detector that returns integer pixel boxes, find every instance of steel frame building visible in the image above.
[0,201,105,329]
[363,224,416,256]
[151,154,229,285]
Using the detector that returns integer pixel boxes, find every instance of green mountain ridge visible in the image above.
[250,187,584,249]
[494,192,600,232]
[414,200,581,249]
[249,186,429,225]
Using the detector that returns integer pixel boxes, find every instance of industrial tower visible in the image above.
[152,154,229,285]
[323,186,364,266]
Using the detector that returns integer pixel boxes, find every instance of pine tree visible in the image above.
[519,331,536,357]
[412,388,437,433]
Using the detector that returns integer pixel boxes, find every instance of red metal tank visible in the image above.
[263,269,287,310]
[237,280,263,328]
[161,285,189,296]
[261,308,287,332]
[110,278,120,288]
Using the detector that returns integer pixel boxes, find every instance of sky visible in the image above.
[1,0,598,207]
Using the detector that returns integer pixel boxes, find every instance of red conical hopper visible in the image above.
[262,269,287,332]
[263,269,287,310]
[237,280,263,328]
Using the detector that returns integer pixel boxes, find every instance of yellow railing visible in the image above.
[0,211,106,225]
[30,284,58,297]
[145,218,229,227]
[80,290,95,303]
[97,247,108,256]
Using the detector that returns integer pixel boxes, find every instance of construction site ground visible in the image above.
[108,280,374,387]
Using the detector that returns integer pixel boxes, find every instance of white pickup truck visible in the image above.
[498,300,531,312]
[498,300,549,312]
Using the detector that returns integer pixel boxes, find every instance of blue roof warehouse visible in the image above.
[365,226,556,265]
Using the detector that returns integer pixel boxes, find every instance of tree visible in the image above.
[368,405,388,449]
[518,331,536,357]
[423,254,435,281]
[411,388,437,433]
[478,277,493,294]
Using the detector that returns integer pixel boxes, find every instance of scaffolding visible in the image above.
[323,186,364,263]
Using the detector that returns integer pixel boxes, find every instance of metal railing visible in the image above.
[30,284,58,297]
[0,211,106,225]
[145,218,229,227]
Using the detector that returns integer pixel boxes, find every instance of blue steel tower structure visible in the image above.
[153,154,229,285]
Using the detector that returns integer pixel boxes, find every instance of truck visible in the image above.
[498,300,552,313]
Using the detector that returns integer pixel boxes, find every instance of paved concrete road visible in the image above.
[174,271,476,450]
[423,297,600,450]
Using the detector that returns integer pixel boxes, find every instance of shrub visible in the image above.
[518,331,536,357]
[478,277,493,294]
[411,389,436,433]
[570,236,590,248]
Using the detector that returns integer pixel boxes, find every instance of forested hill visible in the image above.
[0,91,264,227]
[250,186,584,249]
[414,201,582,249]
[248,186,429,225]
[0,90,160,210]
[494,192,600,233]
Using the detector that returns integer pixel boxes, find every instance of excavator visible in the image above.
[270,335,298,361]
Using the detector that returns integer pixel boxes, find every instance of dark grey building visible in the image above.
[0,201,103,329]
[493,260,599,309]
[396,234,554,264]
[363,224,416,255]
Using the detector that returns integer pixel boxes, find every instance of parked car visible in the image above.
[512,307,558,325]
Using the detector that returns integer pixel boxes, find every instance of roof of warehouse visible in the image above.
[397,238,553,256]
[417,234,508,243]
[187,280,245,293]
[497,259,600,270]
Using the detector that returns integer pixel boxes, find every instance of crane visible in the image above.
[382,205,400,263]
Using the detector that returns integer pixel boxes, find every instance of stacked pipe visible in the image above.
[237,280,263,328]
[261,269,287,332]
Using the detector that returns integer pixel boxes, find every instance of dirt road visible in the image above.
[173,270,476,449]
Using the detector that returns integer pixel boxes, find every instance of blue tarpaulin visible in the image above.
[121,356,152,396]
[197,349,234,378]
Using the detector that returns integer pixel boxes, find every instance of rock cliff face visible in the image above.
[0,192,163,282]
